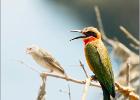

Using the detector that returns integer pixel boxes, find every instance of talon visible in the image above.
[40,72,47,78]
[91,75,98,81]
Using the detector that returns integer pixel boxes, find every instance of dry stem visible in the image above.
[79,60,88,78]
[82,77,92,100]
[120,26,140,46]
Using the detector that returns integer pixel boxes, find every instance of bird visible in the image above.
[70,27,115,100]
[26,45,67,77]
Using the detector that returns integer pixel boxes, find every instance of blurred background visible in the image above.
[1,0,139,100]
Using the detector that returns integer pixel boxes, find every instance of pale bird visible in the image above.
[26,45,67,77]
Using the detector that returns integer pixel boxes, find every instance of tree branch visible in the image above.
[37,73,47,100]
[79,60,88,78]
[82,77,92,100]
[19,60,139,99]
[120,26,140,46]
[115,83,139,100]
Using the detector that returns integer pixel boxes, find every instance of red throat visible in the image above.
[83,37,98,45]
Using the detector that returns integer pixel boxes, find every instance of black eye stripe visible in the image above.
[86,31,97,37]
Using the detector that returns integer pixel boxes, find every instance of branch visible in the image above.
[126,63,130,86]
[41,72,139,100]
[94,6,106,38]
[41,72,100,88]
[82,77,92,100]
[18,60,139,99]
[115,83,139,100]
[79,60,88,78]
[94,6,117,47]
[120,26,140,46]
[37,73,47,100]
[68,84,72,100]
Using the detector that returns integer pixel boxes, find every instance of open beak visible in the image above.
[70,30,82,33]
[70,30,87,41]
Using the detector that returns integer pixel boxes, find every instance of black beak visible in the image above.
[70,30,87,41]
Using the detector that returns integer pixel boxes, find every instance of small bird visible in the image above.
[70,27,115,100]
[26,45,67,77]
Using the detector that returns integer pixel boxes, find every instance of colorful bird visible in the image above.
[70,27,115,100]
[26,45,67,77]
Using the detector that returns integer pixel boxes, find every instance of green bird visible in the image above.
[70,27,115,100]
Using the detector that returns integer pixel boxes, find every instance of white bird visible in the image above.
[26,45,67,77]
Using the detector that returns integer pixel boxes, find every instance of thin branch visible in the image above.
[115,83,139,100]
[130,43,140,50]
[68,84,71,100]
[59,83,71,100]
[94,6,106,38]
[120,26,140,46]
[82,77,92,100]
[94,6,116,47]
[79,60,88,78]
[126,63,130,87]
[17,60,40,74]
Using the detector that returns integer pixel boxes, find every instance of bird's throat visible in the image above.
[83,37,97,45]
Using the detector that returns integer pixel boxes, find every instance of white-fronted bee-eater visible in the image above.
[70,27,115,100]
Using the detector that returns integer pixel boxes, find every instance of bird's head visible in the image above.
[70,27,101,45]
[26,44,40,55]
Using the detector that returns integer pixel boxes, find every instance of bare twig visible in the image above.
[37,73,47,100]
[17,60,40,74]
[59,84,71,100]
[68,84,71,100]
[126,63,130,87]
[94,6,106,38]
[115,82,139,100]
[82,77,92,100]
[79,60,88,78]
[120,26,140,46]
[94,6,116,47]
[130,43,139,50]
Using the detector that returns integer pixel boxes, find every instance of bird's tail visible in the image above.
[101,84,111,100]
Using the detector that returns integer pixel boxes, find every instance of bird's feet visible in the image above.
[91,75,98,82]
[40,72,47,78]
[40,69,53,77]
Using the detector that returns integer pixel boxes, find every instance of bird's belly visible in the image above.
[34,57,52,70]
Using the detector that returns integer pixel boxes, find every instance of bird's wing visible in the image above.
[96,46,115,97]
[39,48,64,72]
[85,43,115,96]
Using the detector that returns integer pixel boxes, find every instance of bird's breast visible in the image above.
[32,54,52,69]
[84,47,95,73]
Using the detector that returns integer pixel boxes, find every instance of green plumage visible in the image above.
[85,39,115,100]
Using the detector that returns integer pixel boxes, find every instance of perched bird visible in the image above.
[26,45,67,77]
[70,27,115,100]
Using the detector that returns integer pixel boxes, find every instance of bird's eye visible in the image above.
[86,31,97,37]
[28,48,32,50]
